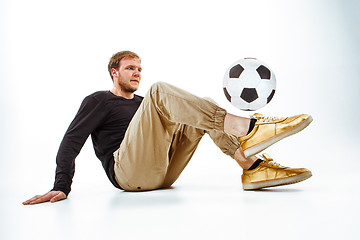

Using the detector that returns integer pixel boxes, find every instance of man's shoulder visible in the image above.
[84,91,110,102]
[87,90,109,98]
[76,91,110,109]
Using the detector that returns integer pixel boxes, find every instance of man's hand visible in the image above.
[22,191,67,205]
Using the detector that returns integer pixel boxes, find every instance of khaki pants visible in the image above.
[113,82,240,191]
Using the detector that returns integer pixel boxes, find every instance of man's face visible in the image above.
[113,57,142,93]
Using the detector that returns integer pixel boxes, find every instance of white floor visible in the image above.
[3,133,360,240]
[2,0,360,239]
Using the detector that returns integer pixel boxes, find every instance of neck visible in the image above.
[110,86,134,99]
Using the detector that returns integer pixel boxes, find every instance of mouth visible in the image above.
[130,80,139,84]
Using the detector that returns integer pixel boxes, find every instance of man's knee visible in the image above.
[150,81,170,93]
[203,97,219,106]
[147,82,174,110]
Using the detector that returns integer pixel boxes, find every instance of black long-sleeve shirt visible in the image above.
[52,91,143,196]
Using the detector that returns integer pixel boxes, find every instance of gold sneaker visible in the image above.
[239,113,313,157]
[242,153,312,190]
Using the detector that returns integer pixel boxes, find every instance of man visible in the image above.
[23,51,313,205]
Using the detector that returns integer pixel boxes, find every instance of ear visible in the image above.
[111,68,118,79]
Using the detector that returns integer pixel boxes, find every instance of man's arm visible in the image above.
[23,94,107,205]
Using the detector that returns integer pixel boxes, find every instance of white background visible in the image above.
[1,0,360,239]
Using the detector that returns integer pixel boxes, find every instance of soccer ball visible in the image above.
[223,58,276,111]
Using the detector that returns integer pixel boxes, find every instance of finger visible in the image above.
[50,192,66,203]
[23,195,42,205]
[28,192,54,205]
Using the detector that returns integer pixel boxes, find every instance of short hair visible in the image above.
[108,51,141,81]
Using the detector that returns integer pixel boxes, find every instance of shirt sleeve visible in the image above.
[52,95,107,196]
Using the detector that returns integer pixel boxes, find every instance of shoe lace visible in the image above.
[258,153,283,167]
[252,114,284,122]
[263,159,281,167]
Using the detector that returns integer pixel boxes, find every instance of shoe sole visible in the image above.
[243,116,313,158]
[242,171,312,190]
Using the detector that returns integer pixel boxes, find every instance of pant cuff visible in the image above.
[214,107,227,132]
[226,135,241,157]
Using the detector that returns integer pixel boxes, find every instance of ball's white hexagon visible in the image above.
[250,97,267,111]
[231,97,249,110]
[227,79,244,97]
[256,79,274,97]
[223,58,276,111]
[240,70,261,88]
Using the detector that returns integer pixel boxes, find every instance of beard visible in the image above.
[119,81,139,93]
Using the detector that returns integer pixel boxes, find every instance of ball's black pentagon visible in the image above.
[240,88,258,103]
[267,89,275,103]
[229,64,244,78]
[223,87,231,102]
[256,65,271,79]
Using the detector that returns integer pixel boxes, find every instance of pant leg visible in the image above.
[161,124,205,188]
[201,96,241,157]
[206,130,240,157]
[148,82,226,132]
[114,82,235,191]
[161,125,241,188]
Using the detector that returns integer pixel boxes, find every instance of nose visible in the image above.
[134,69,141,77]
